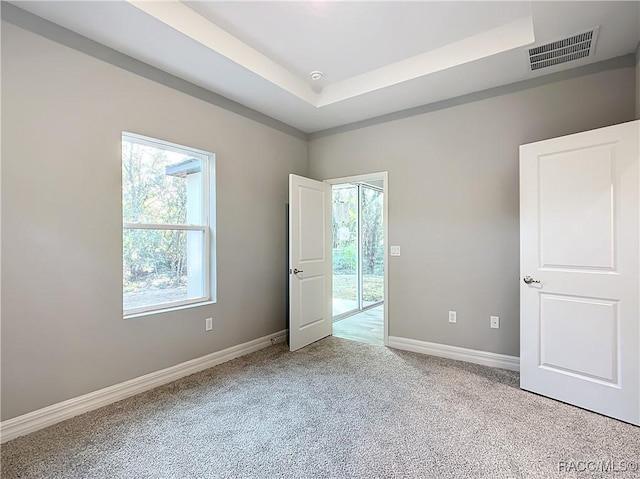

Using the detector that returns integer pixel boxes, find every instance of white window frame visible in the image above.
[122,132,215,317]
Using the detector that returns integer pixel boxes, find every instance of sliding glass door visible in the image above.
[360,186,384,308]
[332,183,384,319]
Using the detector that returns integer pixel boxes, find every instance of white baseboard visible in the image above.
[388,336,520,372]
[1,330,288,444]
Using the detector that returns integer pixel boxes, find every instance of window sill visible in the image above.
[124,300,216,320]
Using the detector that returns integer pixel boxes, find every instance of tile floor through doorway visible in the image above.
[332,305,384,346]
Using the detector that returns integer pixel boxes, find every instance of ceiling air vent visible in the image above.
[528,27,599,71]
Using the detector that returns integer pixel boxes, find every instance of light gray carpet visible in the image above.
[2,337,639,479]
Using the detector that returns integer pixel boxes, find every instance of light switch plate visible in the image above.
[390,246,401,256]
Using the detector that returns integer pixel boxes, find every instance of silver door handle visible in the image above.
[523,275,540,284]
[293,268,304,274]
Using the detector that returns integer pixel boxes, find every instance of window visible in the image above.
[122,132,215,316]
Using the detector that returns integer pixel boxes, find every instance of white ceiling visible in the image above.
[9,1,640,134]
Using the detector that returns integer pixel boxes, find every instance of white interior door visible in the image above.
[289,174,332,351]
[520,120,639,425]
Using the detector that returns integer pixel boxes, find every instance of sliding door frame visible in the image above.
[359,183,384,311]
[325,172,389,347]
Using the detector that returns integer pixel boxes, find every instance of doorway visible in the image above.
[325,173,388,346]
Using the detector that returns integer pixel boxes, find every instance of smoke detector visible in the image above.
[528,27,599,71]
[310,71,324,81]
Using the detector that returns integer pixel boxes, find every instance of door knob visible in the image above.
[293,268,304,274]
[523,275,540,284]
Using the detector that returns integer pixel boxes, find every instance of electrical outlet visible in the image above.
[448,311,457,323]
[205,317,213,331]
[490,316,500,329]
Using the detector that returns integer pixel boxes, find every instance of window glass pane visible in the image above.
[332,185,359,317]
[361,187,384,306]
[122,138,203,225]
[123,229,205,311]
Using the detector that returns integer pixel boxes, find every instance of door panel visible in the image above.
[520,120,639,425]
[538,144,615,270]
[539,294,618,383]
[289,174,332,351]
[299,276,325,328]
[299,186,325,260]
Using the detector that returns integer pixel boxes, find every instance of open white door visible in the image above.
[520,120,639,425]
[289,174,332,351]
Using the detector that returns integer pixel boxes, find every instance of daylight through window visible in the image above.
[122,132,214,316]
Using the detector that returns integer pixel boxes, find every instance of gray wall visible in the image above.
[636,52,640,118]
[309,66,636,357]
[1,22,308,421]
